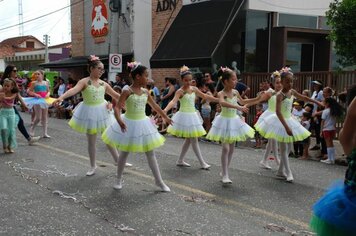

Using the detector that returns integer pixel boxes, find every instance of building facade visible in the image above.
[43,0,152,81]
[151,0,336,83]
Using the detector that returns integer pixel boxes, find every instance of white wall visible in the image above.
[248,0,332,16]
[133,0,152,69]
[0,59,5,72]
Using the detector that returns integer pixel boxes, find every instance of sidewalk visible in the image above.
[233,137,348,166]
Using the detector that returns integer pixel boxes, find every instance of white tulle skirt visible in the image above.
[167,111,206,138]
[254,110,274,129]
[206,115,255,144]
[102,114,165,152]
[68,101,111,134]
[255,114,311,143]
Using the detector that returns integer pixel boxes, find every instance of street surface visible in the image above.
[0,113,346,235]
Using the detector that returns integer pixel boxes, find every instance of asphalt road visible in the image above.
[0,113,347,235]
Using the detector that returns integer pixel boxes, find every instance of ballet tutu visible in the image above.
[254,110,274,129]
[310,181,356,236]
[68,101,111,134]
[0,108,20,148]
[167,111,206,138]
[23,97,56,109]
[206,115,255,143]
[102,114,165,152]
[255,114,310,143]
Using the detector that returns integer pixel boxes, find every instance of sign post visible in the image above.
[109,53,122,82]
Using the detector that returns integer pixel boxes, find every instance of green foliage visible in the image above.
[326,0,356,67]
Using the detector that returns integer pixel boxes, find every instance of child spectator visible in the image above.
[300,112,312,160]
[320,97,344,164]
[253,103,263,148]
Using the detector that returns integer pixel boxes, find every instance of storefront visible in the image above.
[151,0,334,83]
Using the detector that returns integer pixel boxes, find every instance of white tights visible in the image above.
[278,142,294,182]
[177,138,210,168]
[262,139,280,164]
[30,105,48,136]
[221,143,235,183]
[114,150,170,191]
[86,133,120,168]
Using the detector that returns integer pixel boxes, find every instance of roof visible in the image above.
[0,35,45,49]
[0,35,45,57]
[49,42,71,49]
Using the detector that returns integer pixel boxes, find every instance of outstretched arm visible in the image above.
[291,89,323,107]
[53,79,86,105]
[163,89,182,113]
[104,82,120,101]
[193,86,219,103]
[218,92,249,113]
[148,91,172,125]
[236,90,263,107]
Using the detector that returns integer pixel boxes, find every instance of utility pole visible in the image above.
[43,34,50,63]
[18,0,24,36]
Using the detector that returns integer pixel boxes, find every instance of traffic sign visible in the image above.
[109,53,122,73]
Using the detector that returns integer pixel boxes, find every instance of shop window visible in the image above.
[278,13,317,29]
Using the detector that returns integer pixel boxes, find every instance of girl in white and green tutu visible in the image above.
[255,68,323,182]
[102,62,172,192]
[53,55,122,176]
[163,66,218,170]
[206,67,261,184]
[255,71,282,170]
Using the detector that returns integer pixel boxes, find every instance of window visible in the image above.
[26,41,35,48]
[278,13,317,29]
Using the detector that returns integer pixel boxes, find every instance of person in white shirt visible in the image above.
[320,97,344,164]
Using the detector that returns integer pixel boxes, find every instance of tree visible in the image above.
[326,0,356,67]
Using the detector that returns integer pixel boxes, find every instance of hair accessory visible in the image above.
[89,55,100,61]
[127,61,141,72]
[271,70,280,80]
[180,65,191,76]
[280,67,293,74]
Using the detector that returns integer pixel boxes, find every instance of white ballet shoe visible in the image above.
[42,134,51,138]
[286,173,294,183]
[155,181,171,192]
[113,180,123,190]
[86,166,97,176]
[201,163,211,170]
[125,163,133,167]
[176,161,191,167]
[259,160,272,170]
[222,176,232,184]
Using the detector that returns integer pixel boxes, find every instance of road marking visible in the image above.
[36,142,309,229]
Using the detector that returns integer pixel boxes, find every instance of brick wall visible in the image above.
[151,0,183,88]
[71,0,85,57]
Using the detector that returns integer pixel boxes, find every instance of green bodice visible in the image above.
[267,95,276,112]
[82,83,105,105]
[124,92,147,120]
[179,92,196,113]
[221,96,238,118]
[281,96,292,118]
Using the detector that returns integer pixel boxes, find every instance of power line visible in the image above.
[0,0,85,32]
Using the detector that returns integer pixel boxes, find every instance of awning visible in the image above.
[150,0,239,68]
[39,53,133,69]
